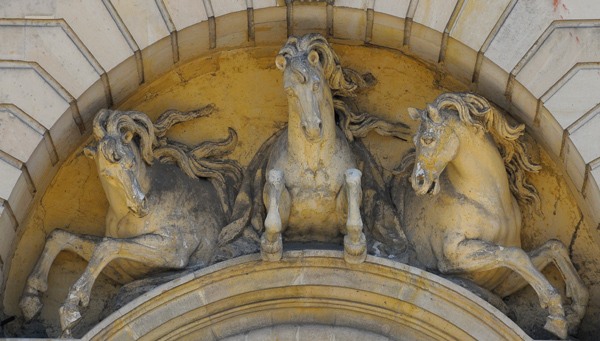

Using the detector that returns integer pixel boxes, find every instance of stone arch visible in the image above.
[2,0,600,338]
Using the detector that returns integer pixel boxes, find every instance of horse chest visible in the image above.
[106,211,154,239]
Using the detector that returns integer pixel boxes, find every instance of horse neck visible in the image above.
[287,97,337,169]
[446,125,513,205]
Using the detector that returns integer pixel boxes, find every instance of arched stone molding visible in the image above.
[83,251,531,341]
[1,1,600,331]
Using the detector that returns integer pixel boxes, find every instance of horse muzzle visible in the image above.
[128,195,149,218]
[124,170,149,217]
[411,172,440,197]
[301,119,323,143]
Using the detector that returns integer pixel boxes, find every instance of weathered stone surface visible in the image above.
[83,252,532,341]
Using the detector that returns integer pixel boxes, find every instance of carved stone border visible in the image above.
[83,251,531,341]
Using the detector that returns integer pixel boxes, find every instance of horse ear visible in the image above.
[121,131,134,144]
[307,50,319,66]
[84,146,97,160]
[275,55,287,71]
[408,107,421,121]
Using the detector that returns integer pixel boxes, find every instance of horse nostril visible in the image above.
[416,175,425,187]
[302,124,308,135]
[318,121,323,132]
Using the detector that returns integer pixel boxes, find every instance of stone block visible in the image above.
[292,3,327,37]
[77,78,109,131]
[254,7,287,46]
[5,171,33,224]
[141,35,175,86]
[373,0,410,17]
[49,107,83,162]
[216,11,249,49]
[164,0,208,30]
[443,38,477,85]
[0,108,43,162]
[0,211,16,265]
[564,138,587,190]
[211,0,246,17]
[486,0,600,73]
[22,25,100,98]
[587,168,600,225]
[333,7,366,41]
[408,22,442,65]
[536,107,564,157]
[335,0,368,10]
[178,22,211,63]
[253,0,278,10]
[111,0,171,50]
[370,13,404,50]
[0,26,25,60]
[57,0,132,71]
[476,57,509,110]
[449,0,511,51]
[107,54,140,106]
[413,0,458,33]
[545,68,600,129]
[510,80,538,124]
[0,67,70,129]
[569,108,600,163]
[24,141,54,192]
[0,159,22,200]
[127,290,207,337]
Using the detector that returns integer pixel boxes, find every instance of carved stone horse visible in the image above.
[396,93,588,339]
[19,106,241,337]
[260,34,370,263]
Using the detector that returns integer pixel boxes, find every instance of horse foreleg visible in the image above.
[261,169,290,262]
[440,236,568,339]
[19,229,104,321]
[343,169,366,264]
[58,233,184,336]
[493,239,588,333]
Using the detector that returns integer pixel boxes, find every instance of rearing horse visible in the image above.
[396,93,588,339]
[260,34,367,263]
[19,106,241,337]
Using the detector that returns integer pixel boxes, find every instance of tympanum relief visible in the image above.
[15,34,589,340]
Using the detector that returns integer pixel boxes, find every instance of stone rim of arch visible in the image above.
[83,250,531,341]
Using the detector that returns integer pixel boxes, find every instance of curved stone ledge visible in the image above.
[83,250,531,341]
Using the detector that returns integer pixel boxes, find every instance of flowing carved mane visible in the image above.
[92,105,243,215]
[278,33,409,141]
[431,92,541,212]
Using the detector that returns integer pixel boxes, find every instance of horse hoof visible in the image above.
[61,328,73,339]
[566,305,585,335]
[19,291,43,321]
[261,233,282,262]
[344,233,367,264]
[344,248,366,264]
[544,315,568,340]
[59,302,82,332]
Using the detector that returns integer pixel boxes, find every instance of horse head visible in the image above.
[84,109,155,217]
[277,49,329,143]
[408,103,460,197]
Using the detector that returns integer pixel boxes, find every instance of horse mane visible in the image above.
[278,33,367,98]
[432,92,541,212]
[278,33,409,142]
[92,106,243,215]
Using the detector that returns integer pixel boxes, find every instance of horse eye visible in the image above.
[312,82,320,92]
[422,136,434,145]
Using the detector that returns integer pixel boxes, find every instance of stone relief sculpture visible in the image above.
[11,33,591,340]
[391,92,589,339]
[217,33,410,262]
[19,105,242,337]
